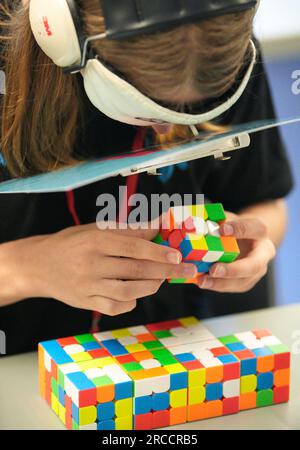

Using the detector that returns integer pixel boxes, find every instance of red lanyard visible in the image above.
[66,128,145,333]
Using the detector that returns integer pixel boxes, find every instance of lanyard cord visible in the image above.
[65,128,145,333]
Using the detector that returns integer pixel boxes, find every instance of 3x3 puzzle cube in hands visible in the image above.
[153,203,240,284]
[39,317,291,430]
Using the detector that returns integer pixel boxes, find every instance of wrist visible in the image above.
[0,236,48,302]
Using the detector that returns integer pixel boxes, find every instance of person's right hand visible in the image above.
[16,224,198,316]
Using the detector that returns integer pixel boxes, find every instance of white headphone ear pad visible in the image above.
[29,0,81,67]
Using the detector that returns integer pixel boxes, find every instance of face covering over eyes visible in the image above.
[29,0,258,128]
[81,40,257,127]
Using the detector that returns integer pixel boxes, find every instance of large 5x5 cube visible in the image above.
[39,317,290,430]
[153,204,240,284]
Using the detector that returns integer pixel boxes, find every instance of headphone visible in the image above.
[29,0,259,126]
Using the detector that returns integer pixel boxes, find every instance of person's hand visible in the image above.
[198,213,276,293]
[17,223,198,316]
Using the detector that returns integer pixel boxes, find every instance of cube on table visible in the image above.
[39,317,290,430]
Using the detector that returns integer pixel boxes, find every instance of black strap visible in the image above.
[101,0,257,40]
[66,0,85,46]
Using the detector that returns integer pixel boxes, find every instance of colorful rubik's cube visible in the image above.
[39,317,291,430]
[218,330,291,410]
[153,203,240,284]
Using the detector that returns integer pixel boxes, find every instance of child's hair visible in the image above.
[0,1,255,177]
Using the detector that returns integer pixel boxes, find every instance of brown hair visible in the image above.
[0,1,255,177]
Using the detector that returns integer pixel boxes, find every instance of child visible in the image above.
[0,1,293,355]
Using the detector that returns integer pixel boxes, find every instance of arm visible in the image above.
[0,224,194,311]
[0,236,47,307]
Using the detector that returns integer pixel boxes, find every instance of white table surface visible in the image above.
[0,304,299,430]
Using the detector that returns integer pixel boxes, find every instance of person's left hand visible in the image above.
[198,212,276,293]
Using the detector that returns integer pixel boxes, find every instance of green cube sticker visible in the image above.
[160,355,178,365]
[58,369,65,389]
[123,362,143,372]
[72,419,79,430]
[151,349,177,365]
[153,233,163,245]
[93,375,113,387]
[219,252,239,263]
[267,344,290,354]
[74,334,96,344]
[144,341,163,350]
[154,330,172,339]
[51,378,59,398]
[257,389,274,407]
[205,203,226,222]
[218,335,241,345]
[205,235,224,252]
[151,348,172,359]
[169,278,187,284]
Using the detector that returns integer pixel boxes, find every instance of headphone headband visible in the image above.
[30,0,258,71]
[102,0,258,40]
[65,0,83,43]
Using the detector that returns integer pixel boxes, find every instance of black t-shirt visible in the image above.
[0,45,294,355]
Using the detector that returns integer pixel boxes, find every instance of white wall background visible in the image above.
[254,0,300,42]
